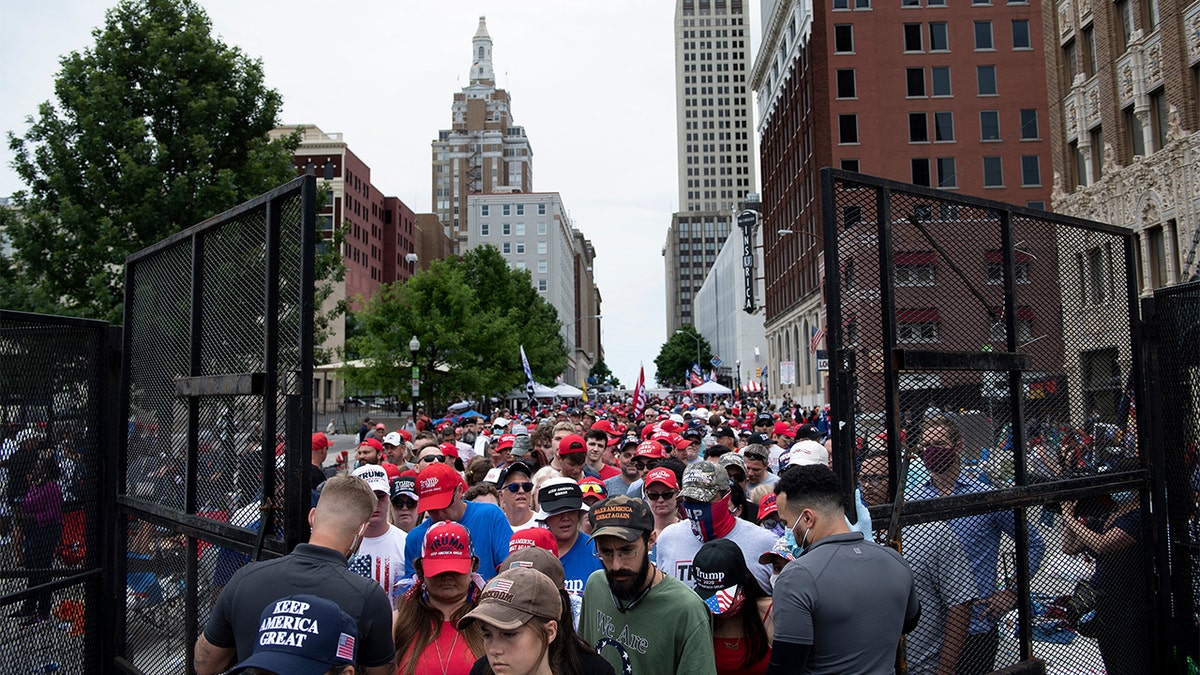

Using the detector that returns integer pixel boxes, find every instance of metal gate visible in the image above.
[820,169,1165,673]
[0,311,119,672]
[114,175,316,674]
[1144,280,1200,672]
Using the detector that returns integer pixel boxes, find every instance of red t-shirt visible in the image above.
[400,620,476,675]
[598,464,621,480]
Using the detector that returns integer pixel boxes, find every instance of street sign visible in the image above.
[737,210,758,229]
[710,355,722,367]
[816,349,829,372]
[411,378,420,397]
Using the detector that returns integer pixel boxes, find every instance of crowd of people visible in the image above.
[0,393,1141,674]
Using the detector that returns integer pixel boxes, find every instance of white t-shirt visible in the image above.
[510,513,539,532]
[349,525,408,599]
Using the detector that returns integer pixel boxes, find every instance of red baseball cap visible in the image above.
[558,434,587,456]
[635,440,665,460]
[398,429,413,443]
[416,463,463,513]
[774,422,794,438]
[668,434,691,450]
[375,423,386,430]
[507,527,560,557]
[438,441,460,459]
[579,476,608,502]
[757,493,780,520]
[496,434,516,451]
[358,438,384,454]
[311,432,331,452]
[422,521,473,576]
[644,467,678,490]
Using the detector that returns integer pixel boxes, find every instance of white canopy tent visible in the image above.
[552,383,584,398]
[690,380,733,395]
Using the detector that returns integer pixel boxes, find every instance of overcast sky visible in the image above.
[1,1,765,387]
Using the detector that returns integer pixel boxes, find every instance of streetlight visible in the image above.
[409,335,420,419]
[675,329,702,374]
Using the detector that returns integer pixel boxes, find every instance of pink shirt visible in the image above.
[399,620,475,675]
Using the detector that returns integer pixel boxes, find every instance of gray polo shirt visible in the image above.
[773,532,919,674]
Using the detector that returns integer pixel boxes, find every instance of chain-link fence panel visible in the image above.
[1150,281,1200,671]
[117,176,316,671]
[0,311,110,673]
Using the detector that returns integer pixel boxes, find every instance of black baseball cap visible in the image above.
[746,432,772,446]
[754,413,774,426]
[588,495,654,542]
[795,423,823,441]
[713,426,737,439]
[497,460,535,486]
[692,539,748,615]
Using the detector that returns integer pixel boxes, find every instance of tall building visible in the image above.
[463,192,602,382]
[432,17,534,251]
[752,0,1060,404]
[1046,0,1200,420]
[664,0,759,334]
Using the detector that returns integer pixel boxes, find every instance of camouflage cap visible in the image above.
[680,461,731,502]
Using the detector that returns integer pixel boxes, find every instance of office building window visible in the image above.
[1021,155,1041,186]
[835,25,854,52]
[537,279,547,292]
[904,23,923,51]
[907,68,926,96]
[1012,20,1031,49]
[1115,0,1134,51]
[537,260,547,273]
[841,159,861,172]
[911,158,932,186]
[481,223,490,236]
[980,111,1001,140]
[839,114,859,143]
[481,205,490,216]
[1082,27,1097,76]
[537,241,547,254]
[502,223,511,235]
[1020,109,1039,139]
[502,242,511,253]
[983,156,1004,186]
[537,222,547,235]
[937,157,957,187]
[516,204,524,215]
[1150,88,1167,151]
[515,223,525,235]
[1062,39,1078,82]
[977,65,997,95]
[929,0,946,5]
[975,21,994,50]
[502,204,511,215]
[1090,127,1104,180]
[934,112,954,141]
[1126,106,1145,158]
[837,69,857,98]
[910,113,929,142]
[929,23,949,51]
[834,0,850,8]
[516,242,525,254]
[931,66,952,95]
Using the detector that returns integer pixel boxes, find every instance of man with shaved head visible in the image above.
[195,474,396,675]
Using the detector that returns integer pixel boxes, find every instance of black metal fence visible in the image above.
[1145,280,1200,672]
[114,175,316,674]
[820,169,1162,673]
[0,311,119,672]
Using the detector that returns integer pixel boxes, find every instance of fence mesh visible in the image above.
[119,178,313,669]
[0,312,107,673]
[825,171,1149,674]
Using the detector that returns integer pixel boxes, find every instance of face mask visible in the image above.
[685,493,737,542]
[784,516,810,558]
[921,445,957,474]
[1112,491,1135,504]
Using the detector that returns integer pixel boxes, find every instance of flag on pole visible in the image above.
[810,325,826,354]
[688,364,704,387]
[519,345,535,402]
[631,365,648,420]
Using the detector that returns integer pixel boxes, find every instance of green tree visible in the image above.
[653,325,712,388]
[0,0,298,322]
[344,246,567,411]
[588,357,620,389]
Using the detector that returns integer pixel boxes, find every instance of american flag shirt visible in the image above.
[348,525,408,597]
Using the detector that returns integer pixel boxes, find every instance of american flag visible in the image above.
[488,578,515,593]
[703,587,738,614]
[810,325,826,354]
[336,633,355,660]
[631,366,648,420]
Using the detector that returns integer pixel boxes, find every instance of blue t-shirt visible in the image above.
[403,501,513,581]
[559,531,603,597]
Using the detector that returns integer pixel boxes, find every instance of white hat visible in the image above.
[382,432,403,446]
[669,413,686,425]
[352,464,390,494]
[693,408,711,420]
[788,440,830,467]
[492,417,511,428]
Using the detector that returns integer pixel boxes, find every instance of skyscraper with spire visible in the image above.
[432,16,534,250]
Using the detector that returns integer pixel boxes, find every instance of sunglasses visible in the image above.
[580,483,606,496]
[392,497,418,508]
[645,490,677,502]
[503,482,534,493]
[633,460,659,470]
[760,517,781,530]
[419,455,447,463]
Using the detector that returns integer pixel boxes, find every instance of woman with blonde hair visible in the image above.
[394,521,485,675]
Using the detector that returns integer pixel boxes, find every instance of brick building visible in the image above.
[752,0,1061,405]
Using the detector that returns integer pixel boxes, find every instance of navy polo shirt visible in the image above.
[203,543,396,668]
